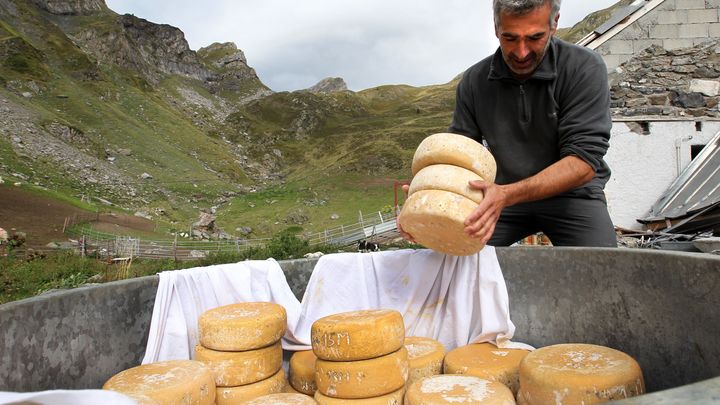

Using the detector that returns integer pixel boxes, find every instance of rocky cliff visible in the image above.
[306,77,348,94]
[32,0,106,15]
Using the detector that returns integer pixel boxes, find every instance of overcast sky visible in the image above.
[104,0,620,92]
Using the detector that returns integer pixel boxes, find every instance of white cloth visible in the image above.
[0,390,137,405]
[292,247,531,351]
[143,248,530,364]
[142,259,301,364]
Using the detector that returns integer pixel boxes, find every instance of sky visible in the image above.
[104,0,621,92]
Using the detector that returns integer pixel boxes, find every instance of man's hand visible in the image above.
[397,184,416,242]
[464,180,510,244]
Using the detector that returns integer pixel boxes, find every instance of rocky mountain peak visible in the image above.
[32,0,106,15]
[306,77,348,93]
[198,42,248,69]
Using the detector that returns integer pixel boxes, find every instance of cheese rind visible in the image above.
[443,342,530,394]
[289,350,318,395]
[411,133,496,182]
[517,343,645,405]
[408,164,485,204]
[404,375,515,405]
[399,190,484,256]
[217,368,287,405]
[314,387,405,404]
[311,309,405,361]
[404,336,446,385]
[198,302,287,351]
[194,340,282,387]
[102,360,216,405]
[315,347,409,399]
[243,393,318,405]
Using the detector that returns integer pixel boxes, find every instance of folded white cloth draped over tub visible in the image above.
[143,247,531,364]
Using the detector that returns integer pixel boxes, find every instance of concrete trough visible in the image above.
[0,247,718,403]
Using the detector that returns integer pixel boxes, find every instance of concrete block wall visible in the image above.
[595,0,720,72]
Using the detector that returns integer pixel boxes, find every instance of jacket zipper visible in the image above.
[519,85,529,123]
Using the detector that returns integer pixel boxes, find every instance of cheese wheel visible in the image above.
[315,347,409,399]
[517,344,645,404]
[314,387,405,405]
[289,350,318,395]
[443,342,530,394]
[404,375,515,405]
[399,189,484,256]
[195,341,283,387]
[243,393,318,404]
[217,368,287,405]
[411,133,496,182]
[404,336,445,385]
[103,360,215,405]
[311,309,405,361]
[408,164,485,204]
[199,302,287,351]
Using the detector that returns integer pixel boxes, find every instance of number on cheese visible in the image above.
[311,309,405,361]
[194,340,282,387]
[103,360,215,405]
[517,343,645,404]
[198,302,286,351]
[289,350,318,395]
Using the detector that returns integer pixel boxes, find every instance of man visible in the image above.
[402,0,616,247]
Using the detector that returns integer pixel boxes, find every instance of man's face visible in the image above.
[495,1,558,80]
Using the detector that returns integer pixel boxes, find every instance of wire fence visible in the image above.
[55,208,402,261]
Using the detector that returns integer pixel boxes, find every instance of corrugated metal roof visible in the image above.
[643,130,720,221]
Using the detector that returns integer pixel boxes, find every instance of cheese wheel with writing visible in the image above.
[404,336,445,385]
[243,393,318,405]
[103,360,215,405]
[314,387,405,405]
[408,164,485,204]
[399,189,483,256]
[289,350,318,395]
[444,343,530,395]
[199,302,286,351]
[411,133,496,182]
[195,340,282,387]
[311,309,404,361]
[517,344,645,405]
[405,375,515,405]
[315,347,408,399]
[217,368,287,405]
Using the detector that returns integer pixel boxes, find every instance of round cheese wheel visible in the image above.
[244,392,318,405]
[314,387,405,404]
[103,360,215,405]
[311,309,405,361]
[517,343,645,404]
[411,133,496,182]
[315,347,408,399]
[216,368,287,405]
[404,375,515,405]
[399,189,484,256]
[289,350,318,395]
[404,336,445,385]
[199,302,287,351]
[408,164,485,204]
[443,342,530,395]
[195,340,283,387]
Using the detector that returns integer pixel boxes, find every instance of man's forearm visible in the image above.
[500,156,595,206]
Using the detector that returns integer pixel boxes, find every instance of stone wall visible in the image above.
[595,0,720,72]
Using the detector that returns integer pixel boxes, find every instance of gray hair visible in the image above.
[493,0,561,29]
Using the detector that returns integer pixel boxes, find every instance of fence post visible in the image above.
[378,211,384,223]
[173,234,178,262]
[81,235,86,257]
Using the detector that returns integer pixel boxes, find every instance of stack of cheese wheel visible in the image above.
[103,359,216,405]
[311,309,408,404]
[517,343,645,404]
[443,342,530,395]
[288,350,318,396]
[196,302,288,404]
[405,375,515,404]
[243,393,318,404]
[404,336,446,386]
[399,132,497,256]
